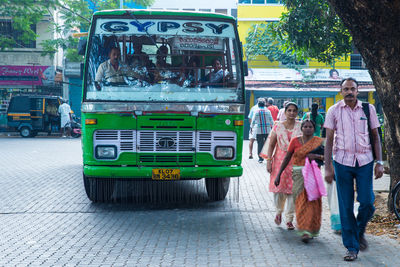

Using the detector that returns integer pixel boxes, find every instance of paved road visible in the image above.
[0,137,399,266]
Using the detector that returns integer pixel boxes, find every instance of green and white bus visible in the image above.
[81,9,246,202]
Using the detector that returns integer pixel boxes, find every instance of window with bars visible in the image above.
[0,20,36,48]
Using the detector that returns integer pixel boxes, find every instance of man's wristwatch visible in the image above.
[376,160,384,165]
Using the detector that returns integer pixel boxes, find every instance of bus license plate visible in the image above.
[152,169,180,180]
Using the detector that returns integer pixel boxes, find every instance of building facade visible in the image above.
[0,12,62,129]
[150,0,237,17]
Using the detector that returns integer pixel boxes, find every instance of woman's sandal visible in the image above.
[286,222,295,230]
[301,234,311,243]
[343,250,358,261]
[274,214,282,225]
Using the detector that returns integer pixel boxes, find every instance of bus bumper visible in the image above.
[83,165,243,179]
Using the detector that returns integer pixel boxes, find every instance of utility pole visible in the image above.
[120,0,123,9]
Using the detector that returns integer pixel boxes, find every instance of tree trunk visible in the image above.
[327,0,400,211]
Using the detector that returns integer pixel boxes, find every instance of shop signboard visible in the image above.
[246,68,373,82]
[0,65,55,86]
[171,36,223,51]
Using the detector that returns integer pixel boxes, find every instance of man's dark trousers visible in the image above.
[256,133,268,161]
[333,160,375,253]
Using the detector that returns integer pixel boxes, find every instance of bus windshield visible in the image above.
[85,17,243,103]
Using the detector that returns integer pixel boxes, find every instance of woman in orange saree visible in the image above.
[274,119,324,243]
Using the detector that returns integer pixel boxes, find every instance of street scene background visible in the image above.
[0,136,399,266]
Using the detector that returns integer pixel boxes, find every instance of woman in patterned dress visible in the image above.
[265,102,302,230]
[274,119,324,243]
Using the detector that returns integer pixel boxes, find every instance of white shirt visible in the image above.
[95,60,125,83]
[248,104,259,120]
[58,103,71,127]
[277,108,286,121]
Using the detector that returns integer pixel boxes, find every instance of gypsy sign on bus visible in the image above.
[95,19,235,38]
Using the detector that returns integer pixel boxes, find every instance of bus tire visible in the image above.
[83,174,115,202]
[20,127,32,138]
[205,177,230,201]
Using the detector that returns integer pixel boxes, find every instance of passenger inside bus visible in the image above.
[95,47,125,88]
[203,58,230,87]
[181,55,201,87]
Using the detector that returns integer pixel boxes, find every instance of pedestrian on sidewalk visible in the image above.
[277,100,289,122]
[274,119,324,243]
[248,98,262,159]
[302,103,324,137]
[265,102,302,230]
[265,97,279,121]
[324,77,384,261]
[58,99,72,138]
[250,99,274,163]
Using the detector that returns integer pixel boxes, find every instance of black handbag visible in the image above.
[309,145,324,167]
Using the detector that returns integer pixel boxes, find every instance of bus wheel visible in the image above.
[20,127,32,138]
[83,174,115,202]
[205,178,230,201]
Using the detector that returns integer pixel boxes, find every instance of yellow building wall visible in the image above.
[238,5,285,67]
[368,91,375,104]
[237,4,353,69]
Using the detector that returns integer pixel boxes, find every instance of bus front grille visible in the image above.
[138,131,195,152]
[139,155,194,163]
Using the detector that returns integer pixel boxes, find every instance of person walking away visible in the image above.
[274,119,324,243]
[265,102,302,230]
[250,99,274,163]
[266,97,279,121]
[277,100,289,121]
[302,103,324,137]
[324,77,384,261]
[58,100,72,138]
[248,98,262,159]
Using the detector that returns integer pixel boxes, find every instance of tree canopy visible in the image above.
[0,0,155,61]
[245,0,353,67]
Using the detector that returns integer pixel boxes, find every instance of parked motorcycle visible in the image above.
[66,114,81,138]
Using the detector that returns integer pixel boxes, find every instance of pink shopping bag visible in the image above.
[302,158,327,201]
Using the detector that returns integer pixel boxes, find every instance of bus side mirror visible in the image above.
[244,61,249,76]
[78,38,87,56]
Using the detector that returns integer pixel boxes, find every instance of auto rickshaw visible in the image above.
[7,95,62,137]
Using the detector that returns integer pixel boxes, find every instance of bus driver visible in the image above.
[95,47,125,87]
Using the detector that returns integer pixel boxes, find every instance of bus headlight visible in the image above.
[214,146,234,160]
[95,145,117,159]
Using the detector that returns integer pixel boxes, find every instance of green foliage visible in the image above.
[0,0,56,50]
[245,0,353,67]
[245,23,301,67]
[0,0,155,61]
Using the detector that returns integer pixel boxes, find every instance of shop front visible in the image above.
[244,68,377,139]
[0,65,61,130]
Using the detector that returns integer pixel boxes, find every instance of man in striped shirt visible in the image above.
[250,99,274,163]
[324,77,384,261]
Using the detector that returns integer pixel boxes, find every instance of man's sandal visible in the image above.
[344,250,358,261]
